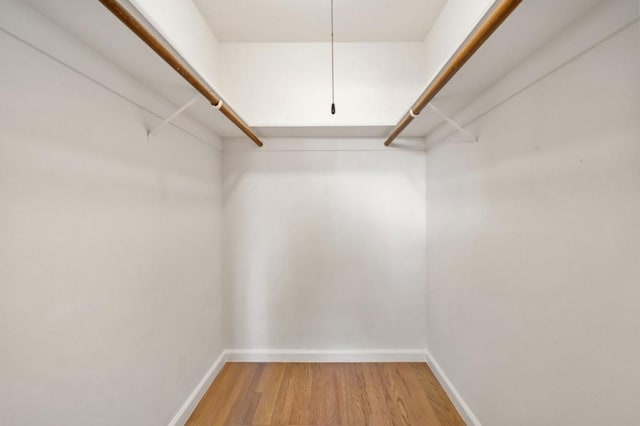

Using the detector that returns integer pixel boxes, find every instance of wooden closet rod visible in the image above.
[99,0,264,147]
[384,0,522,146]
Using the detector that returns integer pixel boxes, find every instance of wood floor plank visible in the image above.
[186,362,466,426]
[187,363,238,425]
[379,363,417,425]
[412,363,466,426]
[287,363,313,425]
[308,363,344,425]
[270,363,312,425]
[394,363,445,425]
[226,363,264,425]
[252,363,287,425]
[362,363,398,425]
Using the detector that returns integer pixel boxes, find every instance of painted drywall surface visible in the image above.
[223,143,427,350]
[127,0,225,96]
[0,0,220,147]
[0,30,223,425]
[425,0,638,146]
[218,42,427,127]
[421,0,495,93]
[425,23,640,425]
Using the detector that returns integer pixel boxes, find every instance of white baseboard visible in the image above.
[425,349,481,426]
[168,350,227,426]
[225,348,428,363]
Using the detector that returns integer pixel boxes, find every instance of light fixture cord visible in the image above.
[330,0,335,114]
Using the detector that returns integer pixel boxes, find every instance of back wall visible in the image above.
[222,140,427,352]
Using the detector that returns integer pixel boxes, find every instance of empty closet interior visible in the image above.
[1,0,639,425]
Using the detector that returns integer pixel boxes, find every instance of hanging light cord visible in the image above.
[330,0,336,115]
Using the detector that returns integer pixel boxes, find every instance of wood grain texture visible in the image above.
[186,363,465,426]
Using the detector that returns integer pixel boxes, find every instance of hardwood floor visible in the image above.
[186,362,465,426]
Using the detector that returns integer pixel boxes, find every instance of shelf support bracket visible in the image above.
[147,95,200,141]
[428,103,478,144]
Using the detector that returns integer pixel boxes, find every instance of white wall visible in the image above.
[222,140,427,350]
[218,42,427,126]
[421,0,494,93]
[425,22,640,426]
[127,0,224,95]
[0,0,221,147]
[0,27,223,426]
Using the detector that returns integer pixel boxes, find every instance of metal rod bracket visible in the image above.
[147,95,200,141]
[428,103,478,144]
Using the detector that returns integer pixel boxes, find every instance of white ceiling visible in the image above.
[193,0,447,42]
